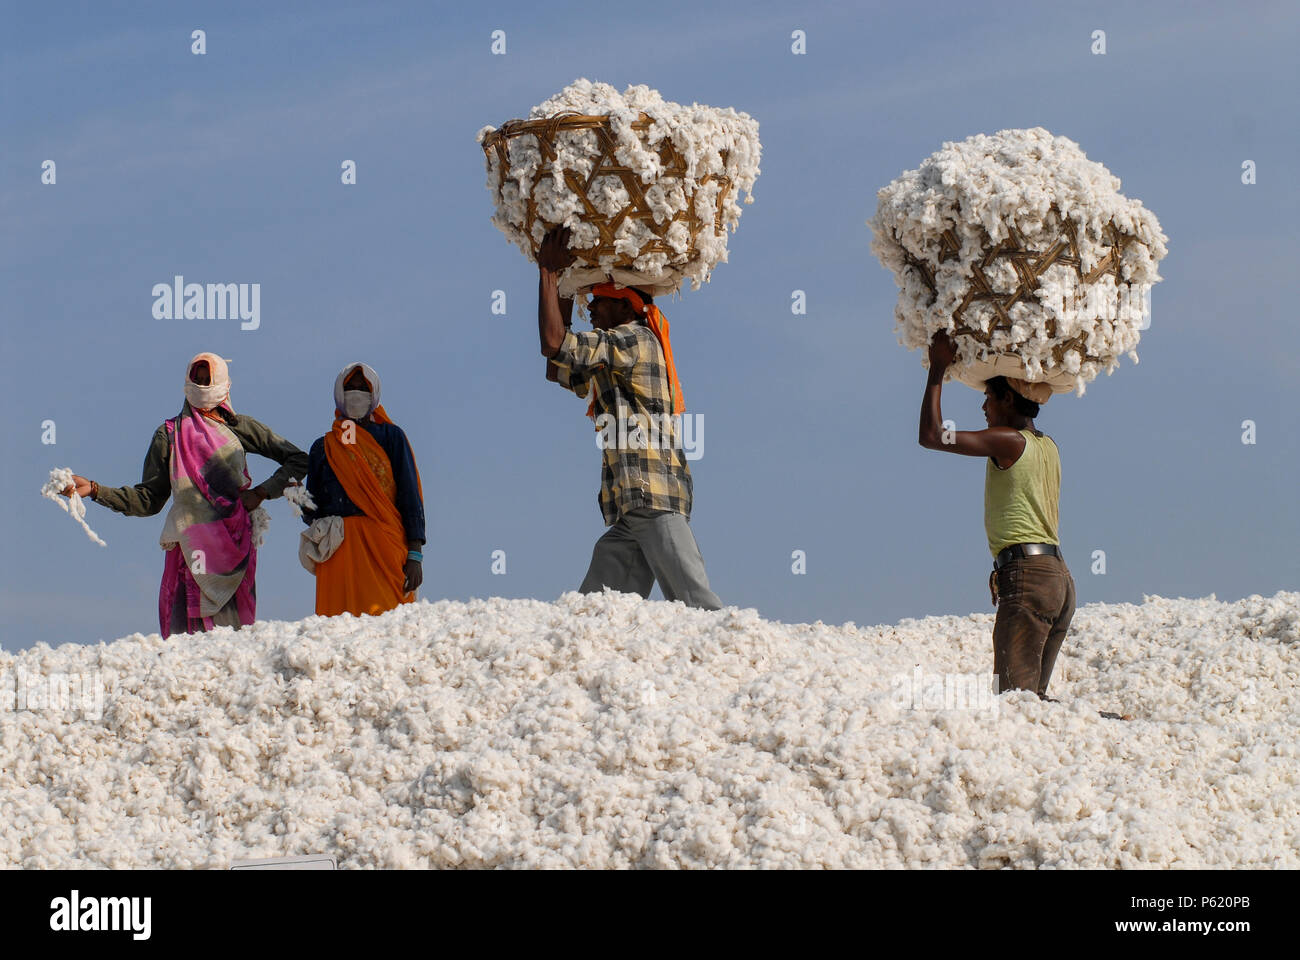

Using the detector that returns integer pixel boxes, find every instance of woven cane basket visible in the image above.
[480,112,734,295]
[896,205,1142,394]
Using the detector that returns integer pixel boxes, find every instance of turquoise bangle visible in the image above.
[407,550,423,562]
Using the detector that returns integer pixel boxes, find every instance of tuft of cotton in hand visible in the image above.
[480,79,761,298]
[249,485,315,547]
[283,483,316,519]
[41,467,106,547]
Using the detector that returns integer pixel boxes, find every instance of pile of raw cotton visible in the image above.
[870,128,1168,395]
[477,79,761,297]
[3,588,1296,869]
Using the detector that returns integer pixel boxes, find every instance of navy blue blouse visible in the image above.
[302,420,425,545]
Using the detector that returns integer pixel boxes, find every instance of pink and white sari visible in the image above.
[157,401,257,636]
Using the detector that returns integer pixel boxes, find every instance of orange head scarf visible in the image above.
[584,283,684,420]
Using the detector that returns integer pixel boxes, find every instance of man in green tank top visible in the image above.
[917,331,1076,702]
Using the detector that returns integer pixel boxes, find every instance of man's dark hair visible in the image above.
[986,375,1041,418]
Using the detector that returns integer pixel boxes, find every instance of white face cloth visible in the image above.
[185,381,228,410]
[342,390,373,419]
[333,362,382,419]
[184,353,231,411]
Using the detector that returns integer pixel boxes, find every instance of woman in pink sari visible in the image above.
[62,353,307,636]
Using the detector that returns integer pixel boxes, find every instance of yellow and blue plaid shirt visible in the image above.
[551,320,693,525]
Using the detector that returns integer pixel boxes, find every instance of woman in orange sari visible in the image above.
[301,363,425,616]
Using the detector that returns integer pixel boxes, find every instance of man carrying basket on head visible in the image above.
[919,331,1070,699]
[535,226,722,611]
[917,331,1130,719]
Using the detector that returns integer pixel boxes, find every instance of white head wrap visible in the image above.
[185,352,232,410]
[334,362,381,417]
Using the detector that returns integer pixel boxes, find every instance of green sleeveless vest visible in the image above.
[984,430,1060,558]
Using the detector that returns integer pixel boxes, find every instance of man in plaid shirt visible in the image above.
[536,226,723,610]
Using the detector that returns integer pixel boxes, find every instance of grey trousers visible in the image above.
[579,507,723,610]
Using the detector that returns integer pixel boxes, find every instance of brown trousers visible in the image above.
[989,553,1076,697]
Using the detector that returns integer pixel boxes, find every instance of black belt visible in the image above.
[994,542,1061,570]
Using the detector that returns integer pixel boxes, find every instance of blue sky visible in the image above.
[2,0,1296,650]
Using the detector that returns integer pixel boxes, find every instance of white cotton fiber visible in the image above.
[283,483,316,518]
[40,468,106,547]
[870,128,1168,395]
[478,79,761,297]
[251,485,319,547]
[1,589,1295,869]
[250,506,270,548]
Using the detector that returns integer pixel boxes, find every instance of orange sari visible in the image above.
[315,406,422,617]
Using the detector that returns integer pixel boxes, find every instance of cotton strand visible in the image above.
[41,468,106,547]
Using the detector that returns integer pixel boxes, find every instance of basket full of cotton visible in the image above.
[477,79,761,297]
[870,128,1168,395]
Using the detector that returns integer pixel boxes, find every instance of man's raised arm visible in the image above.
[918,330,1025,461]
[537,226,575,363]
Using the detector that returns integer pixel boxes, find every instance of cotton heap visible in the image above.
[477,79,761,297]
[870,128,1168,395]
[1,589,1295,869]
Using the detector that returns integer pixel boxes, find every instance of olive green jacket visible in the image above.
[94,406,308,517]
